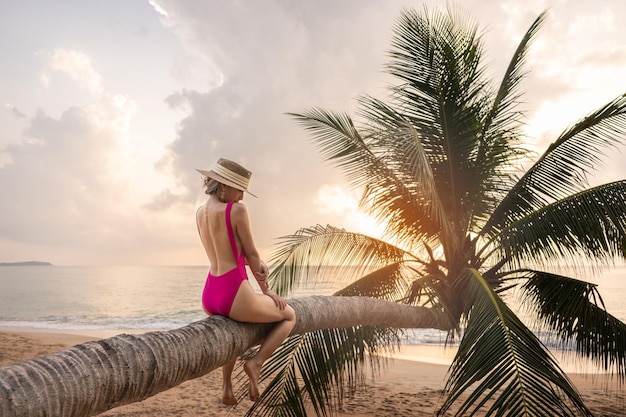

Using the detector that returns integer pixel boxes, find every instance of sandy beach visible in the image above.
[1,329,624,416]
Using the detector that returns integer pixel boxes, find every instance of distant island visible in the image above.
[0,261,53,267]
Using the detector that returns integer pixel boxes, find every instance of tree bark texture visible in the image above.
[0,295,452,417]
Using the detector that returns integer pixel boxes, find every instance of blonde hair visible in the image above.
[203,177,220,195]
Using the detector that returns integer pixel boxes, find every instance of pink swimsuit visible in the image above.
[202,202,248,316]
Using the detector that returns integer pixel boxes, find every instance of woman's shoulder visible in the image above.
[229,201,250,221]
[195,203,205,218]
[230,201,248,213]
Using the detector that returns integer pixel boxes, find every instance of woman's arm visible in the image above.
[231,203,269,291]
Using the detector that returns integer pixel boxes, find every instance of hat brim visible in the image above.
[196,168,258,197]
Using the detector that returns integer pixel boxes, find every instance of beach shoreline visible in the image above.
[1,328,624,416]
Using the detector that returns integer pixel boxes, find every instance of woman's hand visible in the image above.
[253,262,269,282]
[265,289,287,310]
[253,261,286,309]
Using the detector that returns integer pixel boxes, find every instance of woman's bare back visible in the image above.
[196,200,240,276]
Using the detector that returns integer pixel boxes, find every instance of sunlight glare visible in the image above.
[314,185,386,239]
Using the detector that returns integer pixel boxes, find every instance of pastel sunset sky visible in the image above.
[2,0,626,265]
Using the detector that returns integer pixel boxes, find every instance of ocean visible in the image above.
[1,264,625,346]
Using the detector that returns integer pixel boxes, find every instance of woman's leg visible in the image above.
[242,312,295,400]
[229,282,296,400]
[221,358,237,405]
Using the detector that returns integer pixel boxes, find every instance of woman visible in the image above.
[196,158,296,404]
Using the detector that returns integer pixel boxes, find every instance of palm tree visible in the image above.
[0,297,448,417]
[248,5,626,416]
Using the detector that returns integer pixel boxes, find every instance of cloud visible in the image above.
[143,188,183,211]
[1,98,126,241]
[0,52,191,263]
[41,49,104,96]
[148,0,168,17]
[5,103,26,119]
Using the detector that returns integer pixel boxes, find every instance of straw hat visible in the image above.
[196,158,257,197]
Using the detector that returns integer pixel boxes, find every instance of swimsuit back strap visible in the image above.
[225,202,240,260]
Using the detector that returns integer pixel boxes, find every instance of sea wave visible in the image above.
[0,319,457,345]
[0,317,198,332]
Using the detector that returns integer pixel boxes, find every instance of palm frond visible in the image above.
[383,6,538,241]
[352,97,453,246]
[240,335,315,417]
[495,181,626,267]
[484,93,626,236]
[520,270,626,378]
[243,337,309,417]
[399,122,457,244]
[334,262,413,302]
[289,107,449,249]
[440,268,592,416]
[287,108,377,189]
[332,258,459,322]
[268,225,420,296]
[469,13,547,230]
[386,6,489,238]
[244,327,401,417]
[387,5,484,110]
[481,12,546,135]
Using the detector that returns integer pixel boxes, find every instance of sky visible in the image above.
[1,0,626,266]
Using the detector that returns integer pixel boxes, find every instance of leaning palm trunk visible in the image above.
[0,295,451,417]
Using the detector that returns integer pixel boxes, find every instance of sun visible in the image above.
[314,184,386,239]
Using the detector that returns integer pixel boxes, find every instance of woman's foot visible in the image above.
[222,385,237,405]
[243,359,262,401]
